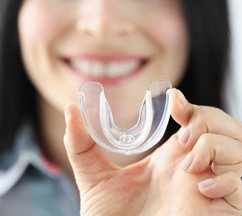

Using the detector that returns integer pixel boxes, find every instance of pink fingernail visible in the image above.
[181,152,193,170]
[179,128,190,145]
[198,178,215,189]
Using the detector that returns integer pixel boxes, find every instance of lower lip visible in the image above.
[61,60,148,85]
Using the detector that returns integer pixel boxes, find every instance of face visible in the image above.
[18,0,188,128]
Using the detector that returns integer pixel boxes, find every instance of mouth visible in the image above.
[62,54,149,84]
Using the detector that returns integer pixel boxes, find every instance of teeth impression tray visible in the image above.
[79,80,172,155]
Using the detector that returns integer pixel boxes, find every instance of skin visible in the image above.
[18,0,188,166]
[65,91,242,215]
[17,0,242,215]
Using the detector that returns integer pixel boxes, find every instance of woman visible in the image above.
[0,0,241,215]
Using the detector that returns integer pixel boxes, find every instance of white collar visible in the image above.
[0,124,61,197]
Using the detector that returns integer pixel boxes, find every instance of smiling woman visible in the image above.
[0,0,237,216]
[18,0,188,115]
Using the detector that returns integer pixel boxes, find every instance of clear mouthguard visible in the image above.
[78,80,172,155]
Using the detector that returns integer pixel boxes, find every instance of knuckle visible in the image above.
[195,133,212,151]
[192,106,209,133]
[192,134,214,166]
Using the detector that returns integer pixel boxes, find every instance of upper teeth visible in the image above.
[70,60,140,77]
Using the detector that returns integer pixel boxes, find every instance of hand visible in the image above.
[63,89,242,216]
[174,93,242,212]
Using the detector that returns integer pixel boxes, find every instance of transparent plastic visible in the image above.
[79,80,172,155]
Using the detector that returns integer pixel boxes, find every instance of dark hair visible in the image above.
[0,0,38,153]
[179,1,229,106]
[0,0,230,153]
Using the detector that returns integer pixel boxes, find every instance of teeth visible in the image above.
[70,60,140,78]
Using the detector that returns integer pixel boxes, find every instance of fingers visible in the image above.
[179,129,242,211]
[198,172,242,211]
[64,103,116,190]
[171,89,242,149]
[181,133,242,173]
[171,89,194,127]
[211,163,242,176]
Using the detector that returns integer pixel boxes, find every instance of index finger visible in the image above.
[182,133,242,173]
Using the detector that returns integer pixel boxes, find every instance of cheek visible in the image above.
[143,7,189,85]
[18,1,69,46]
[154,21,187,49]
[144,8,188,51]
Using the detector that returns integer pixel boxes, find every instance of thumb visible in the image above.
[64,104,116,191]
[170,88,194,127]
[151,90,195,168]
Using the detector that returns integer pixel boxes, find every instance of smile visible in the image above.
[63,54,149,84]
[71,60,142,77]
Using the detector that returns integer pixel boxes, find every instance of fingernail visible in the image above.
[177,90,187,108]
[178,128,190,145]
[181,152,193,170]
[64,105,71,125]
[198,178,215,189]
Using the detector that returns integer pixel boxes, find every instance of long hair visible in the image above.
[0,0,38,153]
[0,0,230,153]
[180,1,229,106]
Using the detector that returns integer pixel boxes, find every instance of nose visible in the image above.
[76,0,136,38]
